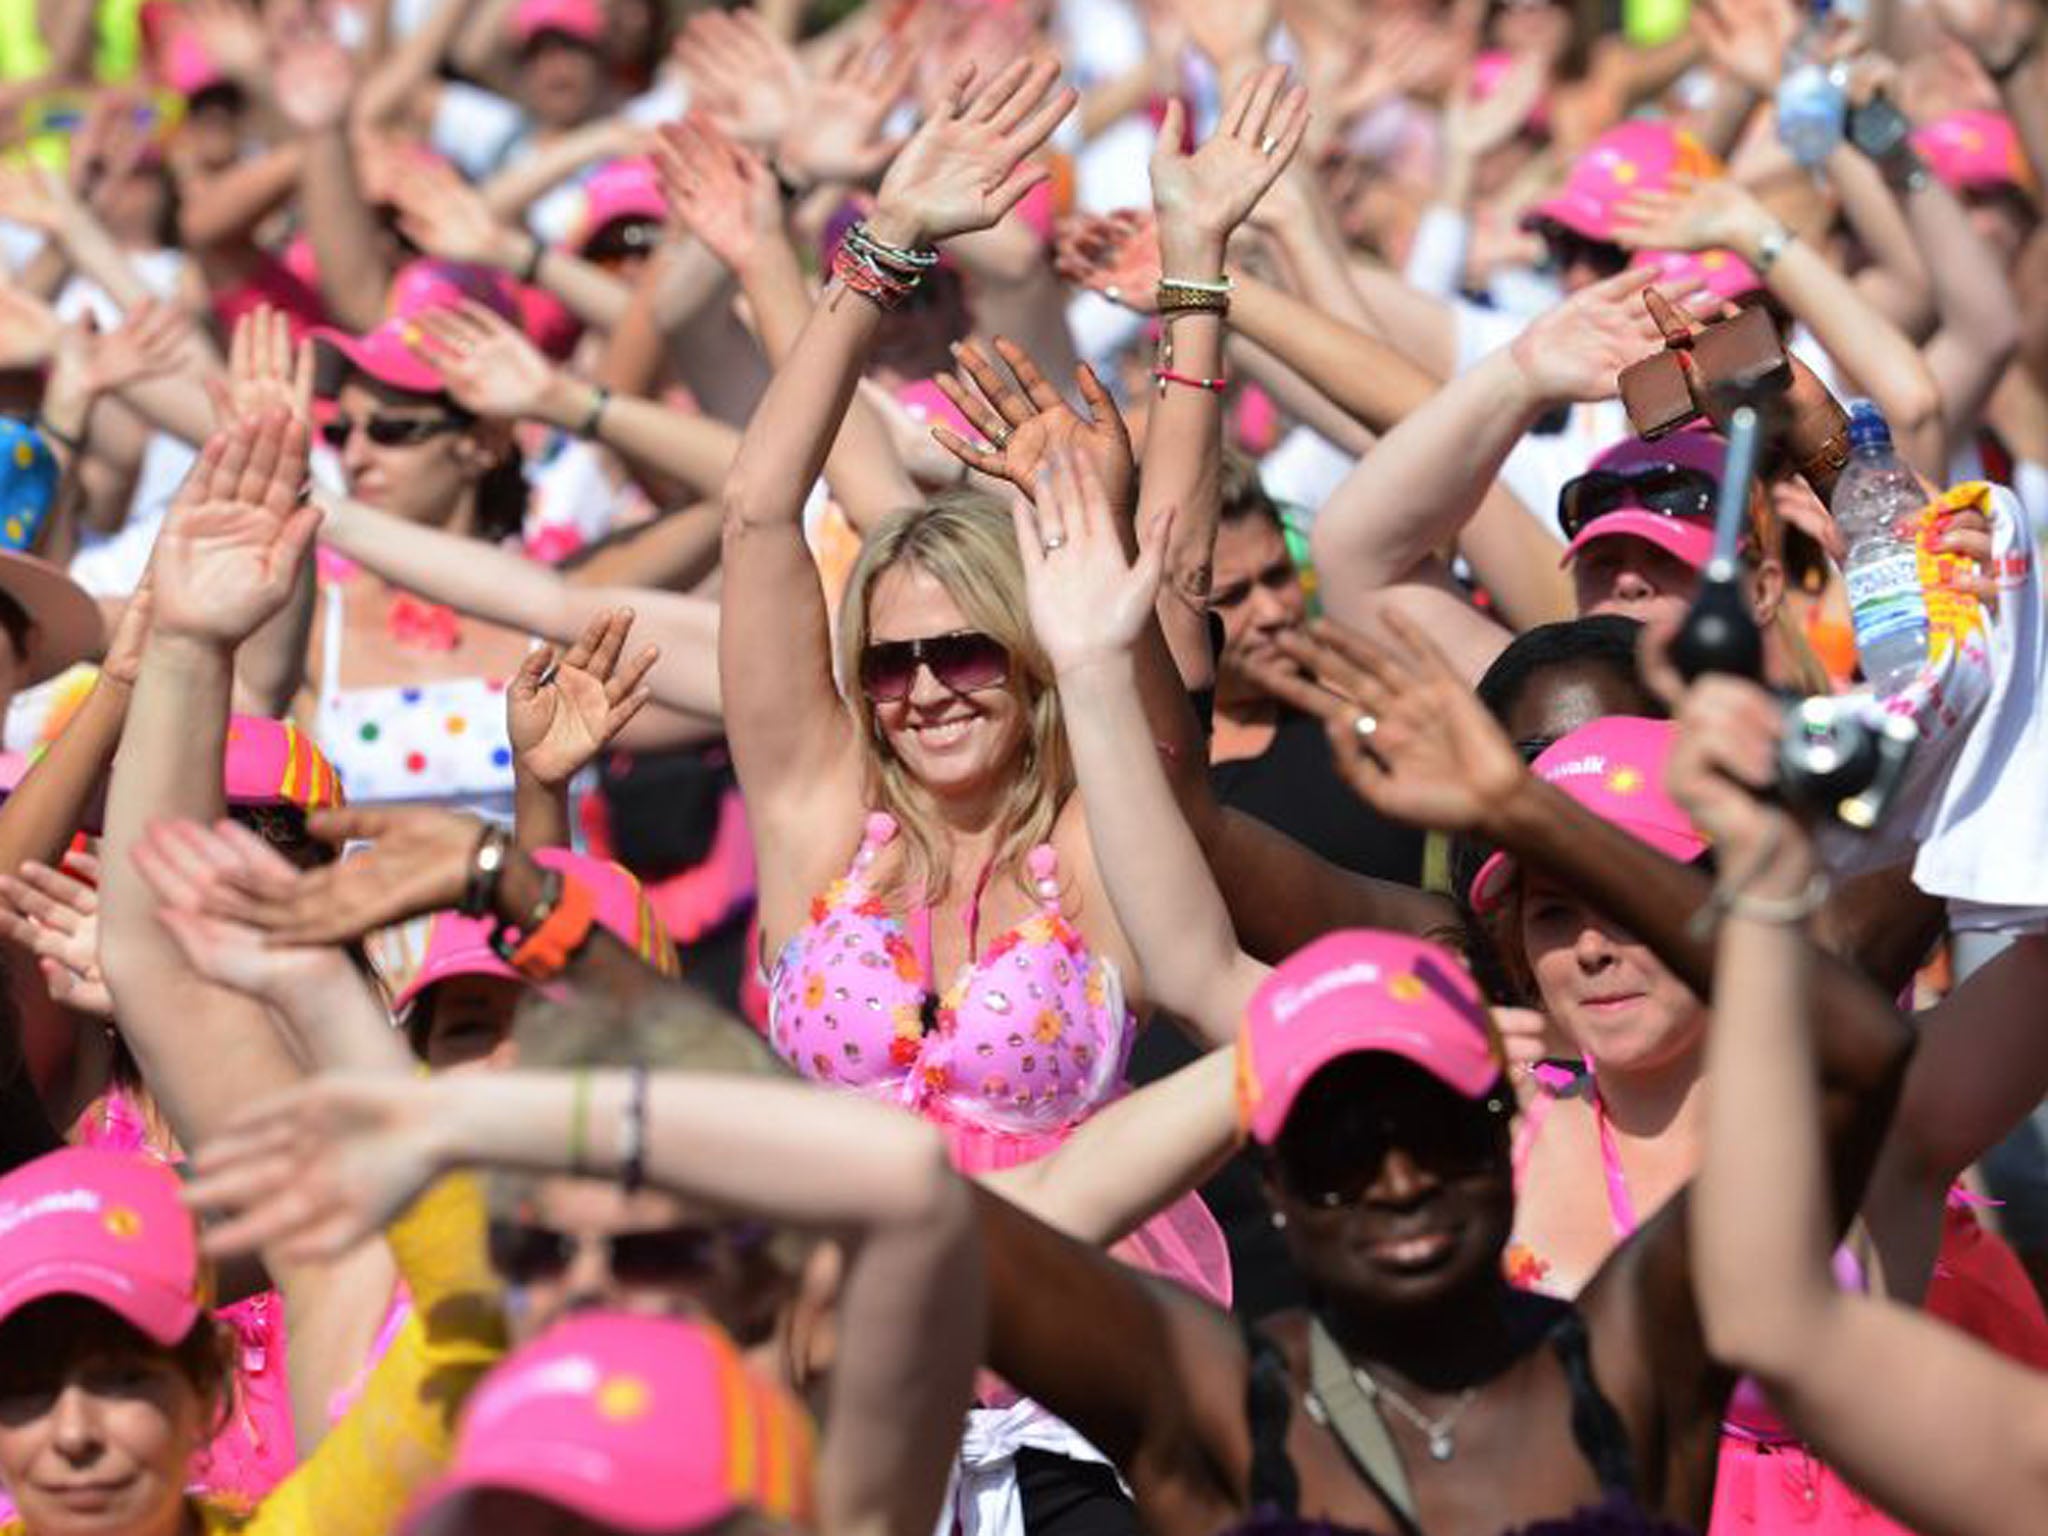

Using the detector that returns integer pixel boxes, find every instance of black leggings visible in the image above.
[1014,1449,1139,1536]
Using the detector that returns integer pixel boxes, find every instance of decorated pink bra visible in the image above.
[767,813,1129,1140]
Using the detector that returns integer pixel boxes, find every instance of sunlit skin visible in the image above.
[1499,661,1658,748]
[864,564,1029,812]
[333,380,486,527]
[1519,873,1705,1079]
[519,36,606,131]
[419,975,528,1074]
[0,1304,209,1536]
[1209,516,1308,713]
[1570,532,1781,630]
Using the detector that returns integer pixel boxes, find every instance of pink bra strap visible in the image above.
[905,849,1001,990]
[1590,1088,1640,1238]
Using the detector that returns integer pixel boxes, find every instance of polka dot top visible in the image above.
[311,575,520,819]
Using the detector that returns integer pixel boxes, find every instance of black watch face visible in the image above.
[1850,99,1911,161]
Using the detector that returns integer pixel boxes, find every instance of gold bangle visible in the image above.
[1155,278,1233,316]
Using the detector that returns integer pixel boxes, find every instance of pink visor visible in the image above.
[0,1148,202,1347]
[401,1313,817,1536]
[1469,716,1706,912]
[393,847,678,1014]
[1629,245,1761,302]
[314,261,520,398]
[1559,424,1728,572]
[1912,110,2033,198]
[573,158,666,251]
[513,0,604,45]
[1238,931,1500,1144]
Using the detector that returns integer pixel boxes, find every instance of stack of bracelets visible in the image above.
[1153,274,1231,394]
[833,219,942,308]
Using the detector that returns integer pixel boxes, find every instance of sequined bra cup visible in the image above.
[768,813,1131,1135]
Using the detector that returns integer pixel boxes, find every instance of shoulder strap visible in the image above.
[1304,1317,1426,1536]
[1240,1319,1301,1518]
[1548,1307,1638,1501]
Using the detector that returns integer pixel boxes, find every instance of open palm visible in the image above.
[409,301,556,420]
[153,413,317,645]
[507,608,658,787]
[1150,64,1311,243]
[1016,448,1169,677]
[932,338,1136,514]
[872,57,1077,245]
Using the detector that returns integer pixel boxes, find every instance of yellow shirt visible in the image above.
[4,1176,506,1536]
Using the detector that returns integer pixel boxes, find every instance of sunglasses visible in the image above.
[317,413,466,450]
[1279,1102,1507,1209]
[487,1219,770,1287]
[1541,224,1631,279]
[1556,463,1719,542]
[583,219,664,265]
[858,630,1011,703]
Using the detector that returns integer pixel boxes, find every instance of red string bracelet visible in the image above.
[1153,367,1226,394]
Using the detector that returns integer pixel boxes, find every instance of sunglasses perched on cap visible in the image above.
[1540,224,1631,279]
[1556,463,1719,541]
[318,413,468,450]
[583,218,664,265]
[488,1218,771,1287]
[858,630,1011,703]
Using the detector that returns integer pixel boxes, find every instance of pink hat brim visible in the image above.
[1525,191,1618,241]
[0,551,106,684]
[0,1260,199,1348]
[1560,509,1714,571]
[1470,816,1707,914]
[401,1457,735,1536]
[311,325,444,399]
[1247,1017,1502,1145]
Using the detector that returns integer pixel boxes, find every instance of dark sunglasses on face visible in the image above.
[1556,463,1719,542]
[1278,1100,1507,1209]
[318,413,466,451]
[1542,225,1631,279]
[858,630,1011,703]
[583,219,664,265]
[487,1219,770,1286]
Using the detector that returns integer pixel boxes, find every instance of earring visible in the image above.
[1270,1211,1287,1231]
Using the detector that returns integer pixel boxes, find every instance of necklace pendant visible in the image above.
[1428,1430,1455,1462]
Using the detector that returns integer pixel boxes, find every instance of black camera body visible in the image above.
[1775,695,1920,831]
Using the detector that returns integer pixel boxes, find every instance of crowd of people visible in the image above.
[0,0,2045,1531]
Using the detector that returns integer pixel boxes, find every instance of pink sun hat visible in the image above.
[1469,717,1707,912]
[312,261,520,398]
[1912,109,2034,197]
[1559,424,1728,572]
[1238,931,1500,1145]
[1526,120,1722,240]
[0,1147,203,1347]
[393,847,679,1014]
[513,0,604,46]
[572,158,667,252]
[162,27,229,97]
[400,1313,818,1536]
[1630,245,1761,302]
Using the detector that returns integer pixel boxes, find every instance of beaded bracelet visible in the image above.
[833,243,920,308]
[1154,367,1227,394]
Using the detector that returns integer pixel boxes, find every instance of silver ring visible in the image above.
[1260,134,1279,156]
[1042,534,1067,552]
[1104,283,1122,303]
[1352,711,1378,741]
[989,427,1011,449]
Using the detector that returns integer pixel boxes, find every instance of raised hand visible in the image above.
[507,608,659,788]
[1150,63,1310,260]
[1015,447,1171,677]
[672,7,804,151]
[651,114,781,273]
[129,820,338,1000]
[407,301,559,421]
[388,158,521,273]
[1690,0,1799,96]
[211,304,313,429]
[186,1074,448,1260]
[0,162,74,235]
[777,35,914,190]
[1508,267,1667,405]
[270,21,355,132]
[183,0,271,86]
[1052,209,1161,311]
[100,575,153,686]
[868,57,1078,248]
[186,806,488,944]
[931,338,1136,513]
[1612,173,1772,257]
[1261,610,1527,835]
[1170,0,1278,69]
[1927,0,2044,72]
[152,410,317,645]
[0,284,61,370]
[1443,50,1549,164]
[80,300,199,396]
[0,854,111,1018]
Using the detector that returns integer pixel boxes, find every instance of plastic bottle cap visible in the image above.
[1846,401,1891,451]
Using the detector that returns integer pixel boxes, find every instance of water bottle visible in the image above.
[1833,402,1930,695]
[1776,0,1846,169]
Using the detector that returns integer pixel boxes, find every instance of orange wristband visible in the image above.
[506,874,597,982]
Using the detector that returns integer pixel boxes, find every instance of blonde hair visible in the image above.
[835,492,1070,905]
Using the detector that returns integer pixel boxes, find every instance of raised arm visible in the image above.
[191,1065,981,1536]
[714,59,1074,854]
[1689,678,2042,1536]
[1017,447,1269,1044]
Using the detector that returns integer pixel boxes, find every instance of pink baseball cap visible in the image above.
[313,261,520,398]
[400,1313,817,1536]
[513,0,604,46]
[573,158,666,252]
[1469,717,1706,912]
[1559,424,1728,571]
[1237,931,1500,1145]
[1629,245,1761,302]
[1526,120,1722,241]
[223,716,346,810]
[394,847,679,1014]
[163,28,229,98]
[1912,110,2034,198]
[0,1147,203,1347]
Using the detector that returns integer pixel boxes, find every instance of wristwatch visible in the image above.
[1846,95,1914,165]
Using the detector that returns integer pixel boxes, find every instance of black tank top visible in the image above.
[1237,1310,1696,1536]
